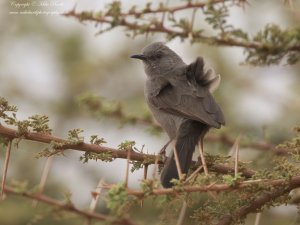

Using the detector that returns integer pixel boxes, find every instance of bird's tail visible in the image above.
[160,121,209,188]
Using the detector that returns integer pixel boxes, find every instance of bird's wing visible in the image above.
[186,57,221,93]
[149,75,225,128]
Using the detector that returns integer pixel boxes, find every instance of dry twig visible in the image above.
[1,140,12,199]
[33,156,53,207]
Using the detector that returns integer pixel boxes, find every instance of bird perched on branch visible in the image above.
[131,42,225,188]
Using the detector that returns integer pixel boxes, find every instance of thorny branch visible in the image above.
[0,124,255,178]
[118,0,227,16]
[0,124,152,163]
[63,0,300,65]
[3,185,137,225]
[0,102,299,225]
[0,122,289,159]
[120,175,300,197]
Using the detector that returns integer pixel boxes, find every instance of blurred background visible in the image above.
[0,0,299,224]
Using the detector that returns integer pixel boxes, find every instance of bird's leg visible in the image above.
[159,139,172,156]
[198,137,209,176]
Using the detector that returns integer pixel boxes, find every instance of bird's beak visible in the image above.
[130,54,147,61]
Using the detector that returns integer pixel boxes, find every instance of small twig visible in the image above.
[234,135,241,177]
[124,148,132,188]
[89,179,105,212]
[206,181,218,189]
[173,147,183,180]
[124,175,300,197]
[198,140,208,176]
[33,156,53,207]
[254,212,262,225]
[1,140,12,199]
[144,164,148,179]
[184,166,203,184]
[160,0,170,27]
[190,8,197,32]
[176,201,187,225]
[4,186,109,221]
[242,179,266,184]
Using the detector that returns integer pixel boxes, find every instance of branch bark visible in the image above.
[3,185,137,225]
[0,124,152,162]
[0,124,255,178]
[124,175,300,197]
[62,9,300,54]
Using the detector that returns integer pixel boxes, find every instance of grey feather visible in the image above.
[131,42,225,188]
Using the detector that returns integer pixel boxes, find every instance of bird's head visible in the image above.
[131,42,185,77]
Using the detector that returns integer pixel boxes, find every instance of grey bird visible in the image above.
[131,42,225,188]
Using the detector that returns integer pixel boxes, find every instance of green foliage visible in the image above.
[79,151,114,163]
[9,180,30,193]
[158,196,187,225]
[245,24,300,65]
[130,160,143,173]
[0,97,18,122]
[106,183,135,216]
[223,173,242,186]
[273,157,300,179]
[90,135,107,145]
[35,128,86,158]
[0,97,52,135]
[62,191,74,206]
[77,92,122,119]
[106,1,122,27]
[130,156,158,173]
[174,18,192,34]
[118,140,135,151]
[203,3,230,33]
[277,125,300,154]
[170,178,185,189]
[77,92,161,133]
[191,181,290,224]
[192,192,240,225]
[140,179,160,197]
[67,128,84,144]
[28,115,52,134]
[0,136,10,147]
[35,141,66,158]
